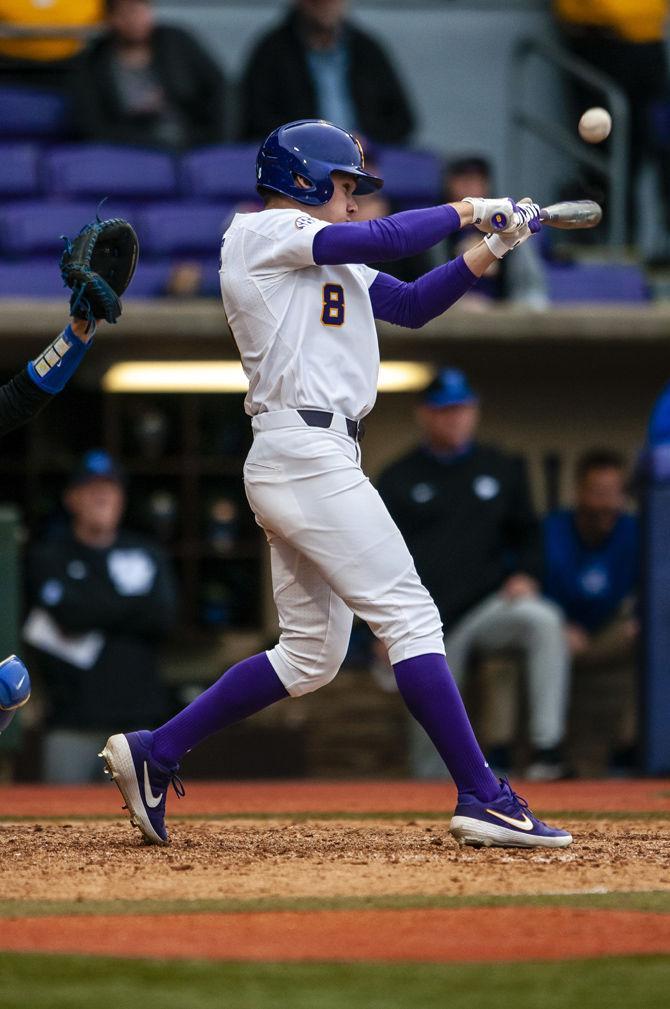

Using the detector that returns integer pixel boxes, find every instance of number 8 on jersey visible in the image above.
[321,283,345,326]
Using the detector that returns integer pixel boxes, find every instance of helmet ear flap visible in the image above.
[292,172,315,192]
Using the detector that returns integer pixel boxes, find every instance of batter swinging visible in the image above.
[101,120,571,850]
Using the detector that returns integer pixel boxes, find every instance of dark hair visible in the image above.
[105,0,150,14]
[575,449,627,482]
[445,156,491,180]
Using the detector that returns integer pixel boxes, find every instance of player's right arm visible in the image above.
[312,199,540,266]
[0,318,95,438]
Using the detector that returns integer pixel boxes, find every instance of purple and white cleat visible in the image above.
[99,730,184,846]
[449,779,572,849]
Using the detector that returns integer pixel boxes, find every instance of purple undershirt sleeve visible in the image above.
[368,256,478,329]
[312,205,462,265]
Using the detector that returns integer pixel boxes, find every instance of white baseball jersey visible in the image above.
[220,209,379,421]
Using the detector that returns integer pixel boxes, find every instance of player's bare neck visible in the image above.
[264,195,308,212]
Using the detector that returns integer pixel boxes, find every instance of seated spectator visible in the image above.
[69,0,226,149]
[544,450,639,773]
[0,0,102,86]
[442,156,548,310]
[375,368,569,780]
[239,0,414,144]
[23,449,178,783]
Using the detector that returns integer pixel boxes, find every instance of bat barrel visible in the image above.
[539,200,602,230]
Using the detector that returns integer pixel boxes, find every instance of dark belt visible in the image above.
[297,409,365,441]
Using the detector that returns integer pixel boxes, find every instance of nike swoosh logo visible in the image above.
[485,809,534,831]
[143,762,163,808]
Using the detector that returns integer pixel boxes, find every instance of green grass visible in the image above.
[1,889,669,918]
[0,954,669,1009]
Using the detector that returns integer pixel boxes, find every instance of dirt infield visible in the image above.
[0,780,669,964]
[1,817,669,903]
[3,907,670,962]
[0,778,668,817]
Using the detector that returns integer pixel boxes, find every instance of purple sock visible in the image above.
[394,653,500,801]
[151,652,288,766]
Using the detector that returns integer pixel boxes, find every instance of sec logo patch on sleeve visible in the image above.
[295,215,316,229]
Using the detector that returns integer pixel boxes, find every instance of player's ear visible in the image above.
[293,173,313,190]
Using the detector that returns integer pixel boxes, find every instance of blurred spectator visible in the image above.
[375,369,569,780]
[70,0,226,149]
[23,449,178,783]
[239,0,414,144]
[0,0,102,86]
[544,449,639,773]
[442,157,548,310]
[648,380,670,447]
[554,0,670,244]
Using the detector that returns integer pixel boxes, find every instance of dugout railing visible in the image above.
[507,35,630,248]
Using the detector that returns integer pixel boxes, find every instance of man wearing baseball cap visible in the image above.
[23,449,178,783]
[376,368,569,781]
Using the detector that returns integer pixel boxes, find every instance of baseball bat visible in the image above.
[538,200,602,230]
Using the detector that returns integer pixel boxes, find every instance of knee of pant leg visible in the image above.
[379,600,445,667]
[515,597,564,637]
[269,628,350,697]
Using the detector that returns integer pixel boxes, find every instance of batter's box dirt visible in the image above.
[1,818,669,903]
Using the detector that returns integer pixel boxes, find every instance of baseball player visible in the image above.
[101,119,571,850]
[0,313,97,733]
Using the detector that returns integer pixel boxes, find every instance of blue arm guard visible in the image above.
[27,323,93,394]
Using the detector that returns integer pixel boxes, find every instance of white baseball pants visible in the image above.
[244,412,445,696]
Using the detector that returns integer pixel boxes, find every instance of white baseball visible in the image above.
[578,107,612,144]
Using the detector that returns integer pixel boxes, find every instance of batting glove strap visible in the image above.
[484,229,529,259]
[511,201,542,233]
[27,323,93,394]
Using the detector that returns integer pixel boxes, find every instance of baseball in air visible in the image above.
[578,107,612,144]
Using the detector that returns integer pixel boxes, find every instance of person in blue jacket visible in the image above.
[544,449,639,773]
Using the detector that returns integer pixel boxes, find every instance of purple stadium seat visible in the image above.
[180,145,258,201]
[197,256,223,297]
[135,202,234,256]
[0,86,70,138]
[0,142,40,196]
[124,260,173,298]
[44,145,177,200]
[0,259,66,298]
[376,148,442,205]
[547,263,648,303]
[0,201,134,255]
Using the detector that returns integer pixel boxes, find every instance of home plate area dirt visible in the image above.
[0,780,669,962]
[1,817,669,903]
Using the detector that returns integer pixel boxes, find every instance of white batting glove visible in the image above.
[483,223,535,259]
[463,196,516,233]
[511,200,542,231]
[463,197,542,234]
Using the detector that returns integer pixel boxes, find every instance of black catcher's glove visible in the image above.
[60,217,139,324]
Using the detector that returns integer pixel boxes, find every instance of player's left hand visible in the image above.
[69,317,100,343]
[482,201,542,259]
[462,197,517,233]
[463,197,542,235]
[500,573,539,600]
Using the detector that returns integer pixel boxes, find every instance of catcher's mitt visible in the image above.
[60,217,139,325]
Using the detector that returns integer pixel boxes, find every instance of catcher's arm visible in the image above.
[0,215,138,439]
[0,317,97,438]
